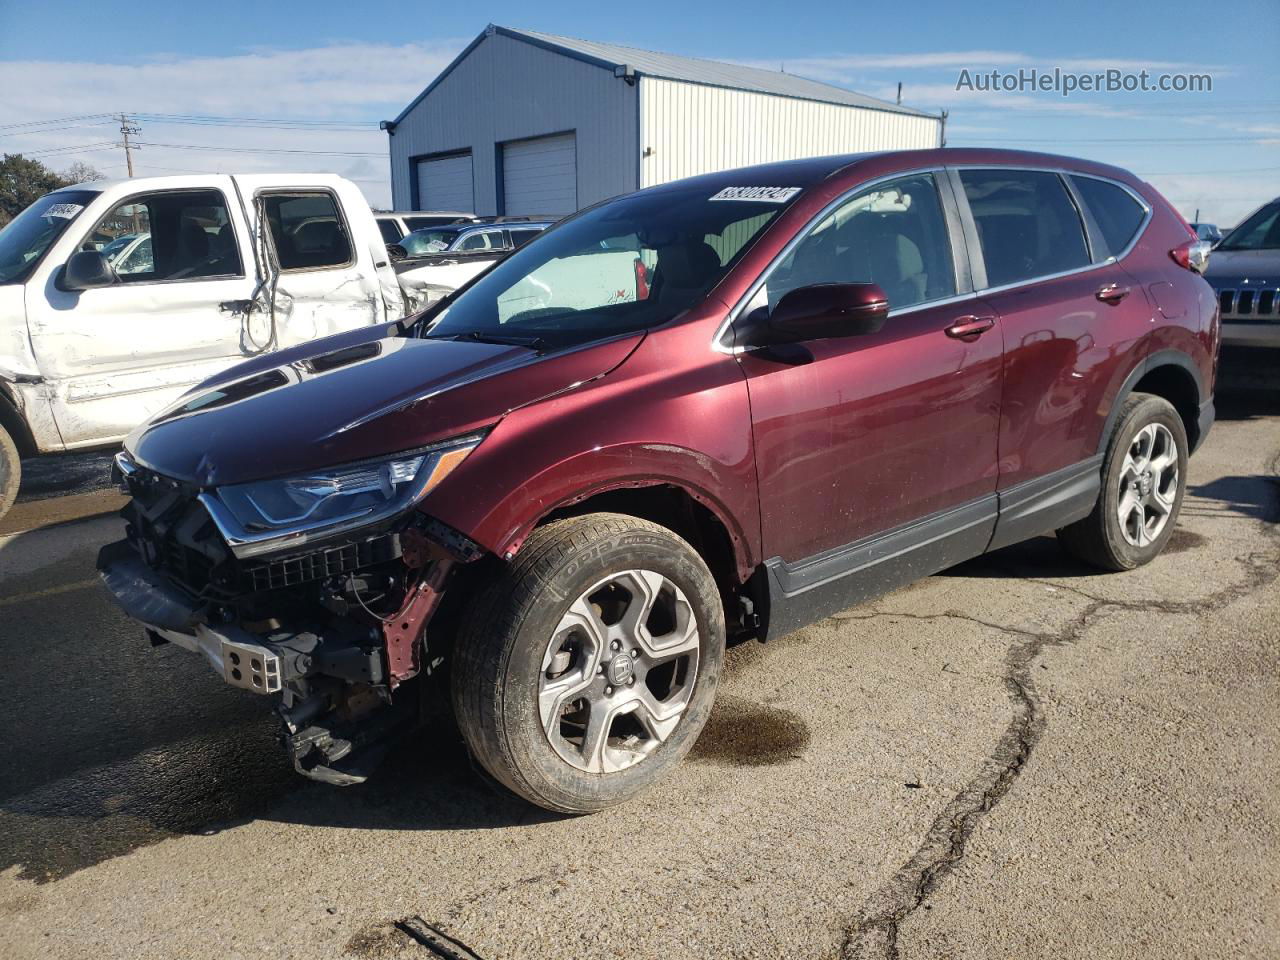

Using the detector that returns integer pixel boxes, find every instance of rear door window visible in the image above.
[261,192,353,271]
[1070,176,1147,258]
[959,169,1090,287]
[376,219,402,244]
[509,229,540,248]
[87,189,243,283]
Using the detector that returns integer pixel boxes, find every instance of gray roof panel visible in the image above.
[389,25,938,126]
[504,27,936,118]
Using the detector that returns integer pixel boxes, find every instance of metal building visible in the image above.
[383,25,943,216]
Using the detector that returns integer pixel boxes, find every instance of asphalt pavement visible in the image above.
[0,378,1276,960]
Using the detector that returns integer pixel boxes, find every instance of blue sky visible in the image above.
[1,0,1276,221]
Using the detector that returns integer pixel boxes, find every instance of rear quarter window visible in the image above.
[1070,176,1147,258]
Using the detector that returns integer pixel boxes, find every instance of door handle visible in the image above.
[219,299,253,314]
[1096,283,1131,304]
[944,315,996,341]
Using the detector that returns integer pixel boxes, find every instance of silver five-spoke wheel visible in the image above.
[1117,422,1179,547]
[539,569,700,774]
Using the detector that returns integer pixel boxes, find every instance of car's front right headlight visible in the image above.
[200,433,484,559]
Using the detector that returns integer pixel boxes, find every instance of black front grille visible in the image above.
[241,533,401,593]
[161,537,216,592]
[1218,286,1280,320]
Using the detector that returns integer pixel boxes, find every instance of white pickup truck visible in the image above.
[0,173,468,517]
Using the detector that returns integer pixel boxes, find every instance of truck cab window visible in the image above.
[88,190,243,283]
[261,192,353,270]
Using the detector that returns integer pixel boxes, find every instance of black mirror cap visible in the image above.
[751,282,889,346]
[60,250,116,291]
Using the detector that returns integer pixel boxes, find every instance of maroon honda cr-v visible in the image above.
[99,149,1217,812]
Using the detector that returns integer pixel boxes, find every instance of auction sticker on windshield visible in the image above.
[709,186,801,203]
[45,203,84,219]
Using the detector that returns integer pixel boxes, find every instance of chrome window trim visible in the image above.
[948,166,1154,291]
[713,166,950,355]
[713,164,1156,355]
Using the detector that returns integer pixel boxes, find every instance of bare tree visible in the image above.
[61,161,106,184]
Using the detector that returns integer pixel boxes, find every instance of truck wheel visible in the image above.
[452,513,724,813]
[1057,392,1188,571]
[0,423,20,520]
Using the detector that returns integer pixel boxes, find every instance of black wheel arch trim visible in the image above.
[1099,349,1208,456]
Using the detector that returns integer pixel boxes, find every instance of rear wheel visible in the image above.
[0,424,20,521]
[1057,392,1188,571]
[452,513,724,813]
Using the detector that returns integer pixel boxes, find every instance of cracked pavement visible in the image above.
[1,388,1277,960]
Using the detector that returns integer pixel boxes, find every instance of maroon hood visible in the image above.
[126,326,642,487]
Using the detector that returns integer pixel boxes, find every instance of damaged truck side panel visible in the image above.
[0,173,409,515]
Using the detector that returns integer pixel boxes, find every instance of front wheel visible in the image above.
[0,423,20,521]
[1058,392,1188,571]
[452,513,724,813]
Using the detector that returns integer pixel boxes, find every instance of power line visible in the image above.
[19,140,119,156]
[1137,165,1280,176]
[0,113,114,131]
[135,140,384,157]
[956,135,1277,143]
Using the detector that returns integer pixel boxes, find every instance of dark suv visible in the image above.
[99,149,1218,812]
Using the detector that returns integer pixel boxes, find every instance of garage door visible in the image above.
[502,134,577,216]
[415,153,474,212]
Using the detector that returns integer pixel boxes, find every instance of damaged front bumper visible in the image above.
[96,481,482,785]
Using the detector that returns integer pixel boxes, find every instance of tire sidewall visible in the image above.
[0,426,19,520]
[1099,396,1189,569]
[499,526,724,811]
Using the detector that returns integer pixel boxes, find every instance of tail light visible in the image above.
[634,257,650,300]
[1170,239,1211,274]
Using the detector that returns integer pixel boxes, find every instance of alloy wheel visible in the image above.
[538,569,700,774]
[1117,422,1179,547]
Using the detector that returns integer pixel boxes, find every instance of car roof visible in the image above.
[631,148,1145,201]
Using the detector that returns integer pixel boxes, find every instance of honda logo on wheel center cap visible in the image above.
[607,653,634,686]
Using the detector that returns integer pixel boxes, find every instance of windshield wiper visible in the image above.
[453,331,548,350]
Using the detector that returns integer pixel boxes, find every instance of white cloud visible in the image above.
[0,41,464,207]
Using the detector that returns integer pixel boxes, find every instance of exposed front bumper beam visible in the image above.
[97,540,283,694]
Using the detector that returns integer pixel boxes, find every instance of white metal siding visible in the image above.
[415,154,474,211]
[502,134,577,215]
[389,33,637,214]
[638,78,943,188]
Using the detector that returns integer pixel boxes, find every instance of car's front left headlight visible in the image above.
[200,433,484,559]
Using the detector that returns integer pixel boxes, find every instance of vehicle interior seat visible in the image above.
[654,240,723,307]
[170,218,211,279]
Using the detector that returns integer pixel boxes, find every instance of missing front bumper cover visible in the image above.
[220,636,282,693]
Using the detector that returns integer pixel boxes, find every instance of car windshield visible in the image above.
[101,233,137,261]
[0,189,100,284]
[400,228,463,257]
[1217,202,1280,251]
[424,181,800,350]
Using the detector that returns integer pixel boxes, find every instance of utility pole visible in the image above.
[896,82,903,105]
[117,113,140,177]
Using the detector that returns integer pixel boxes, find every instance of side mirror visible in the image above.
[749,282,889,346]
[61,250,116,291]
